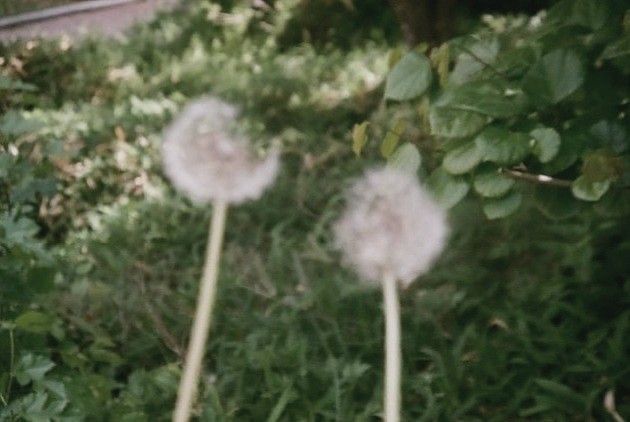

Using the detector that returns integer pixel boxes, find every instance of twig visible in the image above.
[500,168,572,188]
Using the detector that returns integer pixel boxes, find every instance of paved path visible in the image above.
[0,0,179,42]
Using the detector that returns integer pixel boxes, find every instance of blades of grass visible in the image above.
[267,385,295,422]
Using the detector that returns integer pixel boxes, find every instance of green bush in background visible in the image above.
[369,0,629,219]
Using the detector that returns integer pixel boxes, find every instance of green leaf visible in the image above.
[429,106,487,139]
[89,346,124,366]
[523,49,585,104]
[0,111,43,136]
[380,119,405,158]
[475,127,530,165]
[594,188,630,217]
[473,164,515,197]
[533,378,587,413]
[0,154,13,178]
[482,191,522,219]
[590,120,626,153]
[351,122,369,156]
[580,150,623,182]
[384,51,432,101]
[540,128,584,174]
[535,187,580,220]
[15,311,54,334]
[0,212,40,247]
[449,36,500,85]
[10,176,57,203]
[427,167,470,209]
[435,81,527,118]
[531,127,561,163]
[600,34,630,60]
[388,143,421,173]
[571,175,610,201]
[567,0,609,30]
[0,75,37,92]
[15,354,55,386]
[443,142,482,175]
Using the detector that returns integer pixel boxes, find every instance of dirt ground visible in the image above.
[0,0,180,42]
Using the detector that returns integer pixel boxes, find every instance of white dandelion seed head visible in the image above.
[334,167,449,287]
[162,97,279,204]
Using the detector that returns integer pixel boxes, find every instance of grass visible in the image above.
[0,0,628,420]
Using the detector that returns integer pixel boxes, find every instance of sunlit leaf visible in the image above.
[15,354,55,386]
[352,121,369,156]
[571,175,610,201]
[380,119,405,158]
[388,143,421,173]
[531,127,561,163]
[384,51,432,101]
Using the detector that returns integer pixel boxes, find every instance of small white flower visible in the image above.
[162,97,279,204]
[334,167,448,287]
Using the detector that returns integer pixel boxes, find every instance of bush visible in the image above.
[370,0,629,220]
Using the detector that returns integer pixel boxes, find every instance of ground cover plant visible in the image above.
[0,0,628,420]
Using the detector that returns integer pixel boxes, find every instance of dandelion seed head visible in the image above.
[334,167,448,287]
[162,97,279,204]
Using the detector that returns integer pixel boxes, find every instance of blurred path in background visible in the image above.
[0,0,179,42]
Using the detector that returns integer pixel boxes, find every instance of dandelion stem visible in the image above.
[382,272,401,422]
[173,200,228,422]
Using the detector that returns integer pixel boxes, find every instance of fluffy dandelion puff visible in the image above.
[334,167,448,422]
[334,167,448,287]
[162,97,279,204]
[164,97,280,422]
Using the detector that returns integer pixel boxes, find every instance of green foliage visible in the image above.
[378,0,629,217]
[384,51,432,101]
[388,142,421,173]
[427,168,470,209]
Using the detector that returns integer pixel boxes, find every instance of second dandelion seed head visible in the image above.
[162,97,279,205]
[334,167,448,287]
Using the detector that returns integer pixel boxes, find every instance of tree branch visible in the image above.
[500,168,573,188]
